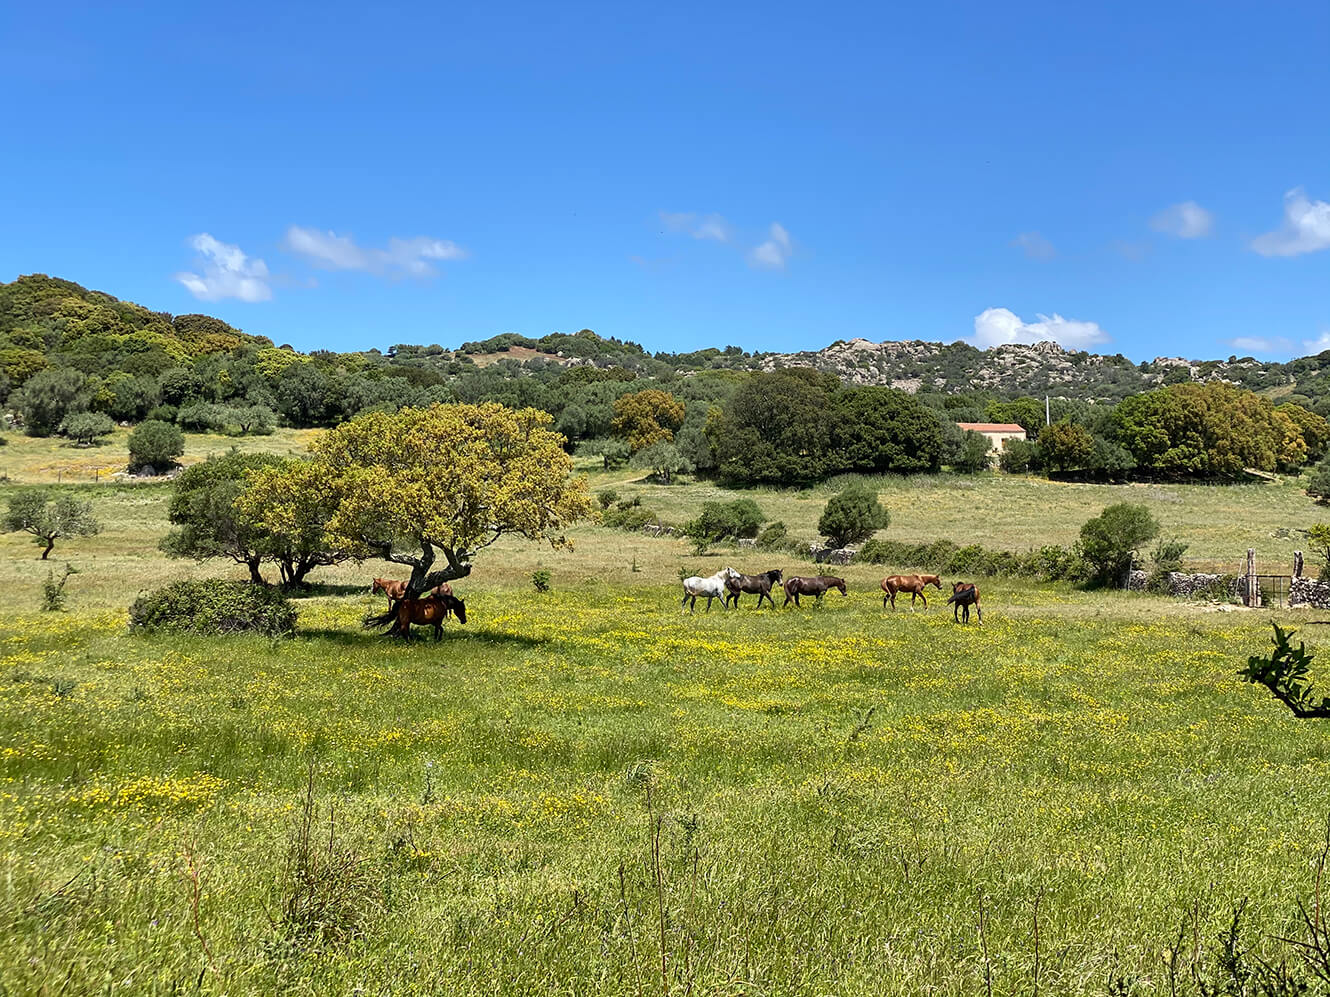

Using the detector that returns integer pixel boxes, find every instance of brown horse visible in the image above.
[371,577,453,610]
[881,573,942,610]
[946,581,981,623]
[724,568,783,609]
[782,575,847,607]
[364,592,467,640]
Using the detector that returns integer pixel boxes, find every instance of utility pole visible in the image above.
[1045,395,1050,426]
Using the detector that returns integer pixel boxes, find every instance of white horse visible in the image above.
[681,566,740,613]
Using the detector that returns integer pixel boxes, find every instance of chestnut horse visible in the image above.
[881,573,942,610]
[946,581,981,623]
[782,575,847,607]
[365,592,466,640]
[371,577,453,610]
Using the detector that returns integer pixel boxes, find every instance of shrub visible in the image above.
[601,506,659,531]
[129,579,297,637]
[1079,502,1161,586]
[531,569,551,593]
[1306,457,1330,504]
[756,521,788,550]
[597,489,619,510]
[998,438,1037,474]
[601,440,631,469]
[685,498,766,552]
[41,563,78,611]
[127,419,185,472]
[818,483,889,547]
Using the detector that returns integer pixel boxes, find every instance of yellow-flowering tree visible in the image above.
[611,389,685,452]
[245,403,593,595]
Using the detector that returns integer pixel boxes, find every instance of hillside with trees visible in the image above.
[5,273,1330,488]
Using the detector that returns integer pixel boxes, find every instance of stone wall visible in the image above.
[1126,570,1241,599]
[1290,576,1330,609]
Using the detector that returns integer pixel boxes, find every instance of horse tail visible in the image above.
[363,605,398,630]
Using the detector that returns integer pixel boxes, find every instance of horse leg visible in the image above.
[920,591,928,610]
[975,601,982,624]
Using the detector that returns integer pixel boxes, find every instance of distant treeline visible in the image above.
[2,273,1329,486]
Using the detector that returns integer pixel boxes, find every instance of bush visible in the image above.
[1079,502,1160,586]
[998,438,1038,474]
[684,498,766,552]
[41,563,78,611]
[129,579,297,637]
[531,569,551,593]
[1306,457,1330,504]
[818,483,889,547]
[756,521,788,550]
[601,506,659,531]
[127,419,185,472]
[597,489,619,510]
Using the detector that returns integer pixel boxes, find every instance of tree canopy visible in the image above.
[244,402,594,595]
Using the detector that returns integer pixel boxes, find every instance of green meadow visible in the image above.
[4,441,1330,993]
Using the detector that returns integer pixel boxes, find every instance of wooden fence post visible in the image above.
[1246,548,1257,608]
[1295,551,1304,579]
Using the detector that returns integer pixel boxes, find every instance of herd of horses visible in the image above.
[367,566,981,640]
[682,566,981,622]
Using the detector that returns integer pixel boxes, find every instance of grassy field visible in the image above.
[5,585,1330,994]
[6,443,1330,992]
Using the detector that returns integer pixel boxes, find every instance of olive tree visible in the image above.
[241,402,594,596]
[4,490,101,559]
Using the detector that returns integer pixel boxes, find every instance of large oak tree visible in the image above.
[244,402,594,596]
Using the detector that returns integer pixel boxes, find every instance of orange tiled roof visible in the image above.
[956,422,1027,433]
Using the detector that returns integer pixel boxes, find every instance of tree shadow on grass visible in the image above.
[286,583,371,599]
[294,626,547,650]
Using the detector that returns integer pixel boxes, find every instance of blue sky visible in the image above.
[2,0,1327,361]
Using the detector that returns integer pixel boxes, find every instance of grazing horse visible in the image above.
[681,567,740,613]
[782,575,847,607]
[365,592,466,640]
[947,581,982,623]
[371,577,452,610]
[724,568,784,609]
[881,573,943,610]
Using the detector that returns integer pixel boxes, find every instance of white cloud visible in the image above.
[1252,188,1330,257]
[1150,201,1214,239]
[1011,231,1056,261]
[1228,336,1291,355]
[748,222,793,269]
[659,211,732,242]
[284,226,467,276]
[1304,331,1330,354]
[970,307,1108,350]
[173,233,272,302]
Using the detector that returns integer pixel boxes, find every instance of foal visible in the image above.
[946,581,982,623]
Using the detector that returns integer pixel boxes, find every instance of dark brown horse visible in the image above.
[370,577,453,610]
[365,592,466,639]
[782,575,847,607]
[946,581,981,623]
[881,573,942,610]
[724,568,783,609]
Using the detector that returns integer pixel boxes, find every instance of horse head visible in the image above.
[927,575,943,590]
[450,596,467,625]
[371,578,386,595]
[835,578,848,595]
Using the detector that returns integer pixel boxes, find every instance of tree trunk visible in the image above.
[246,557,267,585]
[41,537,54,560]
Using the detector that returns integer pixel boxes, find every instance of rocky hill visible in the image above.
[753,337,1315,402]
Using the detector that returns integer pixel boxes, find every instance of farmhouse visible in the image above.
[956,422,1028,457]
